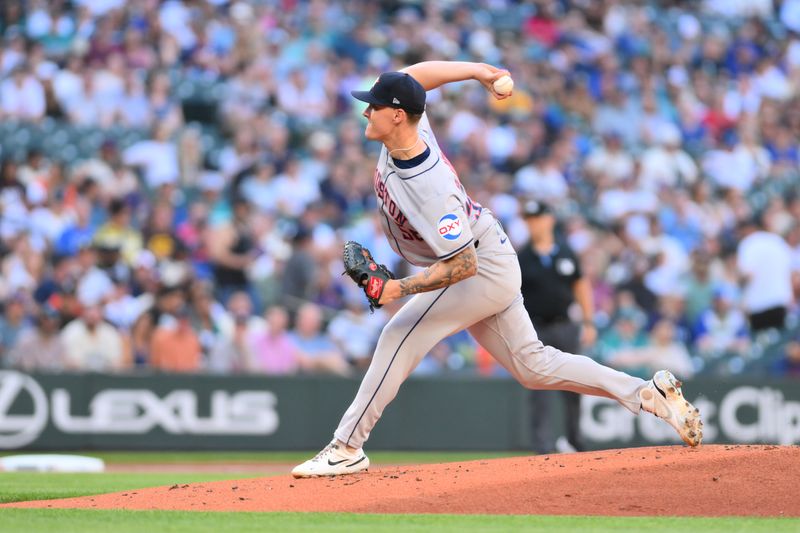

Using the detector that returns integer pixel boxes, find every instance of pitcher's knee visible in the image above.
[517,372,548,390]
[374,322,407,351]
[509,341,559,388]
[514,338,549,363]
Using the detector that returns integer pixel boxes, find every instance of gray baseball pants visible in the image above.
[334,227,646,449]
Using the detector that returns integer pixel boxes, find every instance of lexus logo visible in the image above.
[0,371,48,448]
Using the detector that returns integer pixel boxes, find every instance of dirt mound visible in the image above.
[5,445,798,516]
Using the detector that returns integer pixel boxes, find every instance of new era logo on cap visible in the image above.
[351,72,426,114]
[522,200,551,218]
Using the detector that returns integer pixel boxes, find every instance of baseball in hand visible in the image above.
[493,75,514,95]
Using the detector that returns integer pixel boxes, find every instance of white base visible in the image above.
[0,454,106,472]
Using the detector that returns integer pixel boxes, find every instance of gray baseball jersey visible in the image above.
[334,112,648,449]
[373,113,494,267]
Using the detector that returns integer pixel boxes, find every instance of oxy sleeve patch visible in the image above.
[437,213,462,240]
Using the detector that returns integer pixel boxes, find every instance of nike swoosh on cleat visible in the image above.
[346,456,367,468]
[327,458,348,466]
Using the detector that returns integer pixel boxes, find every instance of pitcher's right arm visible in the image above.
[400,61,512,98]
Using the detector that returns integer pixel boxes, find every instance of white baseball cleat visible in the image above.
[291,440,370,478]
[639,370,703,447]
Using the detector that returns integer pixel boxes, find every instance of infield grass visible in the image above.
[0,472,268,504]
[0,510,797,533]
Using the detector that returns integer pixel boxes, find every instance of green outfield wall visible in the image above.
[0,370,798,450]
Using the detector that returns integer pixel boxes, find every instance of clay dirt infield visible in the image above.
[5,445,799,517]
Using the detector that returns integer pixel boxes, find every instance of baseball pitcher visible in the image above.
[292,62,702,477]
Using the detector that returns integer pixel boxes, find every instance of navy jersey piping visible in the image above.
[345,287,449,446]
[392,145,431,169]
[395,155,440,180]
[437,238,474,260]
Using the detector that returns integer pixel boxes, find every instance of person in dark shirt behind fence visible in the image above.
[517,200,597,454]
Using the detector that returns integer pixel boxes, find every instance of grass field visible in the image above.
[0,472,269,504]
[1,509,797,533]
[1,451,798,532]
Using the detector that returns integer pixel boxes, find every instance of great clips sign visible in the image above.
[581,382,800,447]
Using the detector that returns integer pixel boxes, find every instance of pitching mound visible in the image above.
[5,445,799,516]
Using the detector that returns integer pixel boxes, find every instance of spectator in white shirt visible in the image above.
[638,91,672,147]
[74,0,124,17]
[641,217,691,297]
[736,217,794,331]
[0,64,46,121]
[328,297,387,369]
[218,127,259,180]
[597,174,659,222]
[122,121,180,188]
[276,68,330,124]
[28,41,58,82]
[241,162,279,214]
[63,69,106,126]
[705,0,773,19]
[752,57,793,102]
[782,0,800,33]
[723,76,762,120]
[221,61,272,127]
[60,304,125,371]
[694,285,750,358]
[734,124,771,181]
[271,157,321,218]
[93,52,126,108]
[75,243,115,308]
[584,131,635,184]
[447,108,484,146]
[638,123,698,192]
[593,85,640,147]
[29,189,74,246]
[703,129,764,193]
[514,151,569,202]
[0,34,26,77]
[484,118,518,165]
[72,140,139,200]
[52,54,84,111]
[17,148,50,188]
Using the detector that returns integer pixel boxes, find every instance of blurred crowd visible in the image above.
[1,0,800,378]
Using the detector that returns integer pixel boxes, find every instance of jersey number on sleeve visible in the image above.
[399,226,424,242]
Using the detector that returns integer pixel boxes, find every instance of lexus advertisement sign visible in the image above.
[0,371,278,449]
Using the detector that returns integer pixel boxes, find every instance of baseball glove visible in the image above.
[342,240,395,312]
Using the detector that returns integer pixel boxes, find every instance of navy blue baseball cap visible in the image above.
[351,72,426,115]
[522,200,552,218]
